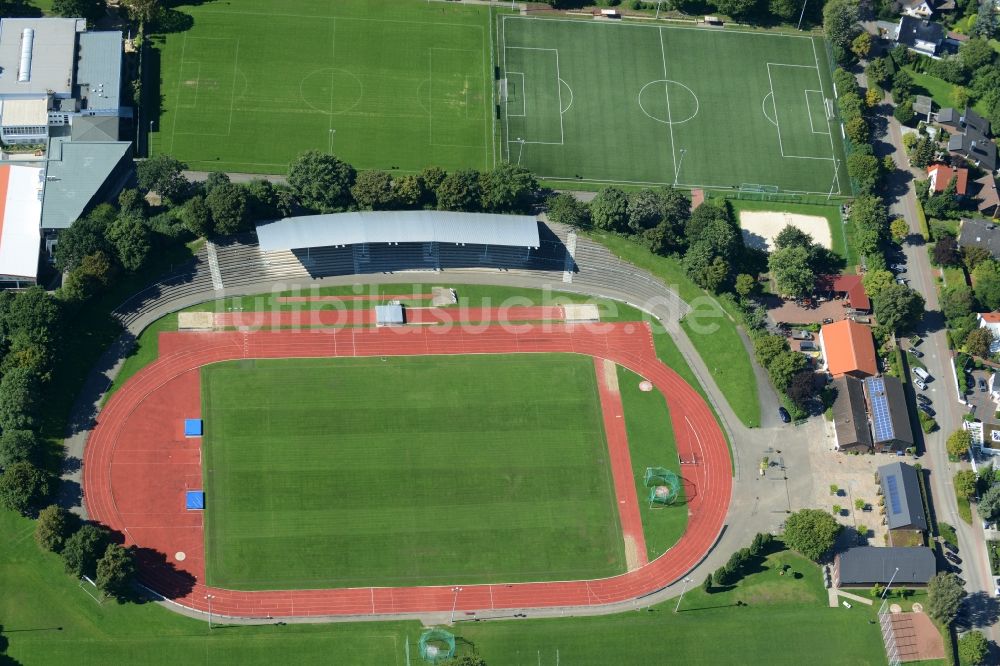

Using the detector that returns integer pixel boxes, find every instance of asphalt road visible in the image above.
[880,109,1000,645]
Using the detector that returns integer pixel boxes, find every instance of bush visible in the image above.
[35,505,74,553]
[919,410,938,433]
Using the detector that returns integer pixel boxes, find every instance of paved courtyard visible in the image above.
[763,294,855,326]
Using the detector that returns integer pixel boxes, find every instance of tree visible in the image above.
[834,68,860,98]
[958,630,989,665]
[824,0,860,52]
[847,152,881,194]
[965,327,996,358]
[932,234,961,266]
[703,573,713,592]
[770,245,815,297]
[0,366,39,432]
[181,195,213,237]
[683,243,730,292]
[202,171,231,196]
[981,484,1000,525]
[62,251,115,302]
[940,284,974,322]
[106,213,151,272]
[866,58,891,87]
[0,462,51,516]
[61,524,109,579]
[927,572,966,623]
[96,543,136,601]
[118,188,146,217]
[480,163,537,213]
[783,508,841,561]
[394,174,425,209]
[872,283,925,333]
[435,170,482,212]
[889,218,909,241]
[590,187,629,232]
[950,85,971,110]
[954,470,977,500]
[909,136,937,168]
[973,260,1000,311]
[851,31,872,59]
[53,208,112,272]
[136,154,189,203]
[787,369,818,407]
[774,224,813,250]
[891,69,914,101]
[767,350,808,390]
[205,182,248,235]
[972,0,999,39]
[850,195,890,257]
[35,505,73,553]
[839,91,865,122]
[0,429,39,469]
[735,273,757,298]
[350,170,397,210]
[418,166,447,206]
[754,334,789,368]
[547,193,590,229]
[287,151,356,212]
[626,188,668,233]
[52,0,105,21]
[714,0,762,20]
[892,97,915,125]
[947,429,973,459]
[122,0,158,23]
[862,269,894,300]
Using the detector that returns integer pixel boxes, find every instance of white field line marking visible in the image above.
[811,36,842,195]
[766,63,784,157]
[195,9,487,31]
[429,46,434,146]
[502,15,510,163]
[169,32,190,153]
[555,49,565,143]
[658,28,677,182]
[804,89,830,135]
[507,72,526,116]
[503,45,564,145]
[328,19,336,144]
[761,91,777,126]
[559,78,574,115]
[226,38,240,136]
[503,14,815,40]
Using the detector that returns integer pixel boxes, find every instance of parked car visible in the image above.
[918,404,936,417]
[916,393,931,405]
[791,330,812,340]
[907,348,924,358]
[822,317,834,324]
[945,551,962,565]
[778,407,791,423]
[943,541,958,554]
[913,367,932,382]
[895,277,909,285]
[980,379,988,392]
[995,577,1000,597]
[800,341,818,351]
[890,263,906,271]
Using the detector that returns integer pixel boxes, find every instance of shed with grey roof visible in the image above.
[835,547,936,587]
[256,211,541,252]
[878,461,928,532]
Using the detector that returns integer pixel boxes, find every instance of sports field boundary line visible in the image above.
[657,29,677,183]
[810,36,843,196]
[167,32,190,155]
[501,14,816,41]
[226,38,241,137]
[766,63,784,157]
[537,175,847,196]
[193,8,489,32]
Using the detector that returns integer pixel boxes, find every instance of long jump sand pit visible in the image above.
[739,210,832,252]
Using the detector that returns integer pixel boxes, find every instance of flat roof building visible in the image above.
[0,164,44,287]
[835,547,935,587]
[40,137,132,231]
[0,18,81,98]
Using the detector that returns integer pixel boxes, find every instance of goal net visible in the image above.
[644,466,681,506]
[498,78,508,103]
[419,628,456,664]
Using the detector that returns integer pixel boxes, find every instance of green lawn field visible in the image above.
[152,0,493,173]
[201,353,625,589]
[0,511,887,665]
[500,16,848,194]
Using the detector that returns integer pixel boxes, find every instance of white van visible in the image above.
[913,367,932,382]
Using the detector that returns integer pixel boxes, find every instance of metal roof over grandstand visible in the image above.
[255,211,540,252]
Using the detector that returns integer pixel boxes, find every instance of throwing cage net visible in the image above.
[644,466,681,506]
[419,628,457,664]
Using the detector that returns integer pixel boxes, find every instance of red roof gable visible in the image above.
[816,274,871,311]
[928,163,969,195]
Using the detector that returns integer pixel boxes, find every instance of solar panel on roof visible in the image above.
[885,474,902,514]
[866,377,895,442]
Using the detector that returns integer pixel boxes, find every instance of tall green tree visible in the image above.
[0,366,40,432]
[978,484,1000,523]
[0,429,40,469]
[287,151,356,212]
[783,508,841,561]
[61,524,109,579]
[35,505,74,553]
[972,0,998,39]
[546,193,590,229]
[590,187,629,232]
[973,260,1000,311]
[53,207,113,272]
[480,163,537,213]
[350,171,397,211]
[106,213,151,272]
[62,251,115,302]
[767,350,808,390]
[773,224,813,250]
[205,183,249,235]
[52,0,106,22]
[180,195,213,237]
[824,0,860,52]
[435,170,483,212]
[940,284,974,322]
[958,630,988,665]
[954,470,977,500]
[0,461,52,516]
[927,572,966,624]
[872,283,925,333]
[136,154,189,203]
[754,334,789,368]
[965,327,996,358]
[96,543,136,601]
[769,245,814,297]
[850,195,889,257]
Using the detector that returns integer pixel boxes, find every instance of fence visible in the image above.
[877,598,901,666]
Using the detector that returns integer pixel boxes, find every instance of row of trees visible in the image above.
[831,65,895,195]
[552,0,825,28]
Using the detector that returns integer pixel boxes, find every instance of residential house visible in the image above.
[900,0,936,17]
[895,16,946,57]
[877,462,928,544]
[819,320,878,378]
[959,218,1000,260]
[939,107,998,172]
[815,274,871,313]
[865,376,915,454]
[977,312,1000,354]
[926,163,968,196]
[969,174,999,218]
[832,375,873,452]
[834,547,936,587]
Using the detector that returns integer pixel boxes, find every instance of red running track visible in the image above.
[83,323,731,618]
[214,305,567,329]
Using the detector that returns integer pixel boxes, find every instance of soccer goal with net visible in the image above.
[644,466,680,508]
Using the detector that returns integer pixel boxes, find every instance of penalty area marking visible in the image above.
[804,89,830,135]
[761,92,777,126]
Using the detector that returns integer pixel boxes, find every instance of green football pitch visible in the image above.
[152,0,493,173]
[201,353,626,590]
[499,16,848,194]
